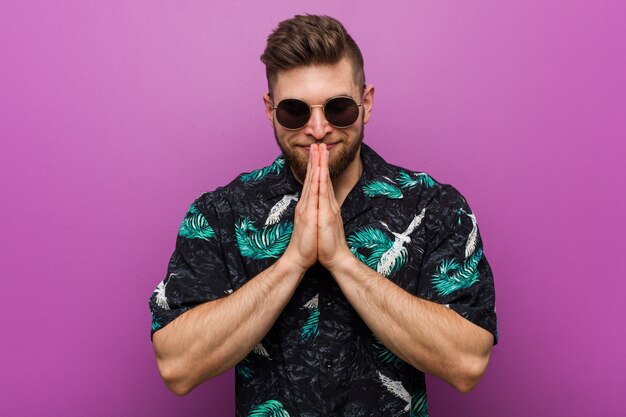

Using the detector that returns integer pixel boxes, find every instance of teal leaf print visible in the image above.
[346,227,394,270]
[396,171,436,189]
[236,357,254,379]
[363,180,404,199]
[240,157,285,183]
[151,311,163,332]
[178,203,215,241]
[235,217,293,259]
[300,294,319,342]
[372,334,403,366]
[301,308,319,342]
[248,399,290,417]
[431,248,483,296]
[458,207,478,258]
[411,390,428,417]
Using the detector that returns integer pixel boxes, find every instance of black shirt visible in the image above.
[149,143,497,417]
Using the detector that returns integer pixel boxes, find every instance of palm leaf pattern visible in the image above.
[235,217,293,259]
[363,180,404,199]
[377,371,411,412]
[151,311,162,332]
[236,357,254,379]
[410,390,428,417]
[346,227,394,270]
[265,193,298,226]
[178,203,215,241]
[396,171,436,189]
[431,248,483,296]
[300,294,319,342]
[372,334,403,366]
[240,157,285,183]
[247,399,290,417]
[458,208,478,258]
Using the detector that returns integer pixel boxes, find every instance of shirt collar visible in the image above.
[262,143,396,222]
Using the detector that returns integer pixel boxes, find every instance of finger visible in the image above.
[298,144,315,206]
[308,144,320,211]
[318,144,331,212]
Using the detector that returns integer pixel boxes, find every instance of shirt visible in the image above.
[149,143,498,417]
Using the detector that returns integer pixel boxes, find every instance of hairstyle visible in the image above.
[260,14,365,92]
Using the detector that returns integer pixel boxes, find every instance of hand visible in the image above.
[282,144,321,273]
[316,144,354,271]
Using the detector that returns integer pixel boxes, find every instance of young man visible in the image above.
[149,14,497,417]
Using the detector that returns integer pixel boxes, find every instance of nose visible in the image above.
[304,105,332,140]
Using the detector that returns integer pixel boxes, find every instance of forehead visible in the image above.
[272,57,360,102]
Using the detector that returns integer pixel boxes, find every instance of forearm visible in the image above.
[153,255,304,395]
[330,255,494,392]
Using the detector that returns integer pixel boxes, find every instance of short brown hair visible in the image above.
[261,14,365,92]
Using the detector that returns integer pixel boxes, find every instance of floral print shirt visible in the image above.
[149,143,498,417]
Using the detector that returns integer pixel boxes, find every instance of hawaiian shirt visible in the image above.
[149,143,498,417]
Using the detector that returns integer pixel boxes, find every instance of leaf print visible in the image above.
[236,358,254,379]
[300,294,319,342]
[363,180,404,199]
[458,208,478,258]
[431,248,483,296]
[372,334,403,365]
[265,193,299,226]
[377,208,426,277]
[235,217,293,260]
[377,371,411,412]
[240,157,285,183]
[396,171,436,190]
[253,343,271,359]
[153,272,178,310]
[178,203,216,241]
[151,311,162,332]
[248,399,291,417]
[347,227,394,270]
[410,390,428,417]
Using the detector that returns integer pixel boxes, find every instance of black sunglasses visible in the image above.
[271,95,363,130]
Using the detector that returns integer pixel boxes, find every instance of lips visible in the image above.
[299,143,338,152]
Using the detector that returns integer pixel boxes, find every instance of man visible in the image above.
[149,14,497,417]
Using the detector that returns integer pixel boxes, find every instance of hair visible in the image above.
[260,14,365,92]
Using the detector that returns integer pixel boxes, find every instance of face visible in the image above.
[264,57,374,183]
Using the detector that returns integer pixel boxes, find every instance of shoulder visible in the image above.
[191,155,288,215]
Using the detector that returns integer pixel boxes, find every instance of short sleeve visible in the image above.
[148,194,233,340]
[418,185,498,344]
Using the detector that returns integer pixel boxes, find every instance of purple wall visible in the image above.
[1,1,624,416]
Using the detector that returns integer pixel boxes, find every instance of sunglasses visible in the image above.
[271,95,363,130]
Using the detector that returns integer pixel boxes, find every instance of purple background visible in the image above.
[1,1,625,416]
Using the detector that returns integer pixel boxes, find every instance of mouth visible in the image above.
[300,142,338,152]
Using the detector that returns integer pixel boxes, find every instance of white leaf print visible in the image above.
[377,208,426,276]
[377,371,411,412]
[153,273,178,310]
[253,343,270,358]
[303,294,319,309]
[265,193,299,226]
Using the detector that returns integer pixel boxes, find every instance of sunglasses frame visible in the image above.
[270,94,364,131]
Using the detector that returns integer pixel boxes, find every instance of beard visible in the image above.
[274,122,364,183]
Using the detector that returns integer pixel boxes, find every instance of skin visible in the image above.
[153,57,493,396]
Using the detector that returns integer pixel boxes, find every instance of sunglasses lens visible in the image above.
[325,97,360,128]
[275,99,310,129]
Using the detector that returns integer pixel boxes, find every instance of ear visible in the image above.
[263,93,274,126]
[362,84,375,124]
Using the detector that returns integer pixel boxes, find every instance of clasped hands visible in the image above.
[283,143,355,274]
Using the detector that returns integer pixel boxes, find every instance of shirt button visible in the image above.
[326,300,332,307]
[325,360,333,369]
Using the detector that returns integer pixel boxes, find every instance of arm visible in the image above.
[316,145,493,393]
[153,256,304,396]
[152,145,322,396]
[328,256,493,393]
